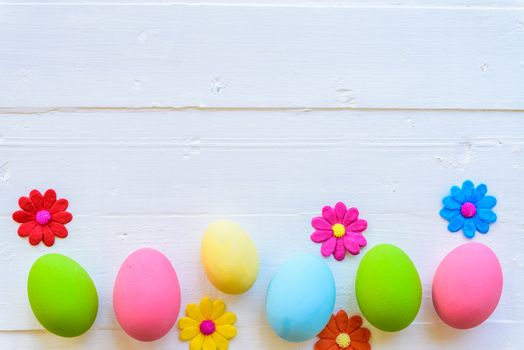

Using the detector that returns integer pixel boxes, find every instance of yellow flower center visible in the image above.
[332,223,346,238]
[336,333,351,348]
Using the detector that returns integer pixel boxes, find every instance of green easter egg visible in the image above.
[27,254,98,337]
[355,244,422,332]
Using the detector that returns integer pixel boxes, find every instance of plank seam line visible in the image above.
[1,2,524,10]
[1,107,524,114]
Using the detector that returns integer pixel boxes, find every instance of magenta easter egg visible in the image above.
[432,242,502,329]
[113,248,181,341]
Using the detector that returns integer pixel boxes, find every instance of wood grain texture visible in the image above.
[4,1,524,7]
[1,4,524,109]
[0,111,522,349]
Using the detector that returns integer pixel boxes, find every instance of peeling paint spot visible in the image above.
[133,79,142,91]
[480,63,489,74]
[404,117,416,128]
[0,244,14,261]
[336,88,355,107]
[182,137,201,159]
[0,162,10,185]
[210,77,226,95]
[137,31,148,42]
[434,141,475,169]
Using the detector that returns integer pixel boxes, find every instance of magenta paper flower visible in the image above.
[310,202,368,261]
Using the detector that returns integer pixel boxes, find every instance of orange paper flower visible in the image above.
[315,310,371,350]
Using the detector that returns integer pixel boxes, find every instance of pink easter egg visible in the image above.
[113,248,181,341]
[432,242,502,329]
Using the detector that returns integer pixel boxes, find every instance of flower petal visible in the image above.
[346,315,363,334]
[30,190,44,210]
[18,196,37,213]
[210,300,226,320]
[351,341,371,350]
[347,232,367,248]
[180,327,200,341]
[476,196,497,209]
[187,303,204,322]
[50,198,69,214]
[350,328,371,342]
[317,316,337,339]
[211,332,228,350]
[474,216,489,234]
[29,225,43,246]
[312,217,332,230]
[18,221,37,237]
[325,315,338,334]
[42,225,55,247]
[471,183,487,203]
[333,238,346,261]
[463,218,476,239]
[321,237,337,257]
[334,202,347,222]
[447,215,465,232]
[314,339,338,350]
[335,310,349,332]
[51,211,72,224]
[322,206,337,225]
[311,230,332,243]
[450,185,465,202]
[48,222,68,238]
[343,208,359,226]
[200,297,213,319]
[43,189,57,210]
[190,334,205,350]
[442,196,462,210]
[203,336,217,350]
[12,210,35,223]
[215,312,236,326]
[478,209,497,223]
[179,317,199,330]
[343,235,361,255]
[347,219,367,233]
[462,180,474,201]
[439,208,460,221]
[216,325,236,339]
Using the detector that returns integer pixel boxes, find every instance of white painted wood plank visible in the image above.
[1,5,523,109]
[0,110,522,349]
[5,1,524,7]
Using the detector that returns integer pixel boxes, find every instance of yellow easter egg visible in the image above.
[201,220,259,294]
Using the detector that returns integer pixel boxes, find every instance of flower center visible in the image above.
[336,333,351,348]
[332,223,346,238]
[460,202,477,218]
[199,320,216,335]
[36,210,51,225]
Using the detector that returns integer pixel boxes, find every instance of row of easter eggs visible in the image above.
[26,220,503,342]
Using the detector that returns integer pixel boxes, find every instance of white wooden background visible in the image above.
[1,1,524,349]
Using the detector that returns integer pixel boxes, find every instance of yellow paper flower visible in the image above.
[178,297,237,350]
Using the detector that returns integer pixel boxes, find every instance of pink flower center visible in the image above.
[36,210,51,225]
[460,202,477,218]
[199,320,216,335]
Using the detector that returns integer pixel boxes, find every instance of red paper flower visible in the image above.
[13,189,72,247]
[315,311,371,350]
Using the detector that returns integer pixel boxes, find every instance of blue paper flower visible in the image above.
[439,180,497,238]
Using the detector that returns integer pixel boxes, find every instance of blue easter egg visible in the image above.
[265,254,336,342]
